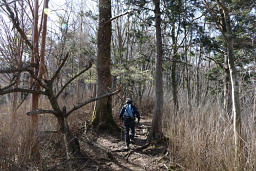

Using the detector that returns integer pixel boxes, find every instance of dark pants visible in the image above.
[123,117,135,146]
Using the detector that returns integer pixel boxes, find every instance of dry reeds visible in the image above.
[163,93,256,171]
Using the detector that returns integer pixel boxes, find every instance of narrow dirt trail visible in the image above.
[80,117,170,171]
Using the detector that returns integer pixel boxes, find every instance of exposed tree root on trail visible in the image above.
[124,143,151,161]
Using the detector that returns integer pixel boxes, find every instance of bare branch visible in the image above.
[0,64,47,90]
[2,0,33,49]
[66,89,121,117]
[50,52,69,83]
[205,56,224,69]
[0,88,46,95]
[0,63,37,74]
[26,69,48,89]
[15,92,29,110]
[0,0,19,7]
[27,109,56,116]
[1,79,18,91]
[56,61,92,98]
[105,10,133,24]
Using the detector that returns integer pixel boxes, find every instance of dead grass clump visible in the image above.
[164,98,256,170]
[0,94,89,170]
[0,104,32,170]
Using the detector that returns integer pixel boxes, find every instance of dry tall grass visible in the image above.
[0,97,61,170]
[0,92,95,170]
[2,88,256,170]
[163,94,256,170]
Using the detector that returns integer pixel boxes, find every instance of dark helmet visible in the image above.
[125,98,132,104]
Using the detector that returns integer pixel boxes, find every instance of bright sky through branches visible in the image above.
[45,0,97,36]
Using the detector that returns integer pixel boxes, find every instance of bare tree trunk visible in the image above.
[59,107,81,161]
[184,24,192,112]
[30,0,40,131]
[30,0,49,160]
[152,0,164,139]
[11,0,25,128]
[196,45,202,107]
[202,60,211,106]
[38,0,48,80]
[223,55,232,117]
[77,1,84,102]
[254,87,256,121]
[227,38,242,171]
[29,0,40,160]
[215,0,243,168]
[171,22,179,112]
[92,0,118,131]
[11,38,23,128]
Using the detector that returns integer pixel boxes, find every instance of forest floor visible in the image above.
[74,116,172,171]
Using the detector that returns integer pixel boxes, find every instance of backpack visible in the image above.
[124,104,134,119]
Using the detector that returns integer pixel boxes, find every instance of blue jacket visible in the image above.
[119,103,140,121]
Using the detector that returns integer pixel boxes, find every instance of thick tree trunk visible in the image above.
[228,40,242,170]
[92,0,118,131]
[58,107,81,161]
[152,0,164,139]
[227,40,242,171]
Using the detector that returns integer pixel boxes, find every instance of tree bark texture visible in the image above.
[29,0,40,160]
[30,0,49,160]
[58,107,81,160]
[93,0,118,130]
[30,0,40,131]
[152,0,164,139]
[227,36,242,171]
[223,55,232,117]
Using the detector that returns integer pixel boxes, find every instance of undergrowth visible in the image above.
[164,95,256,170]
[1,91,255,170]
